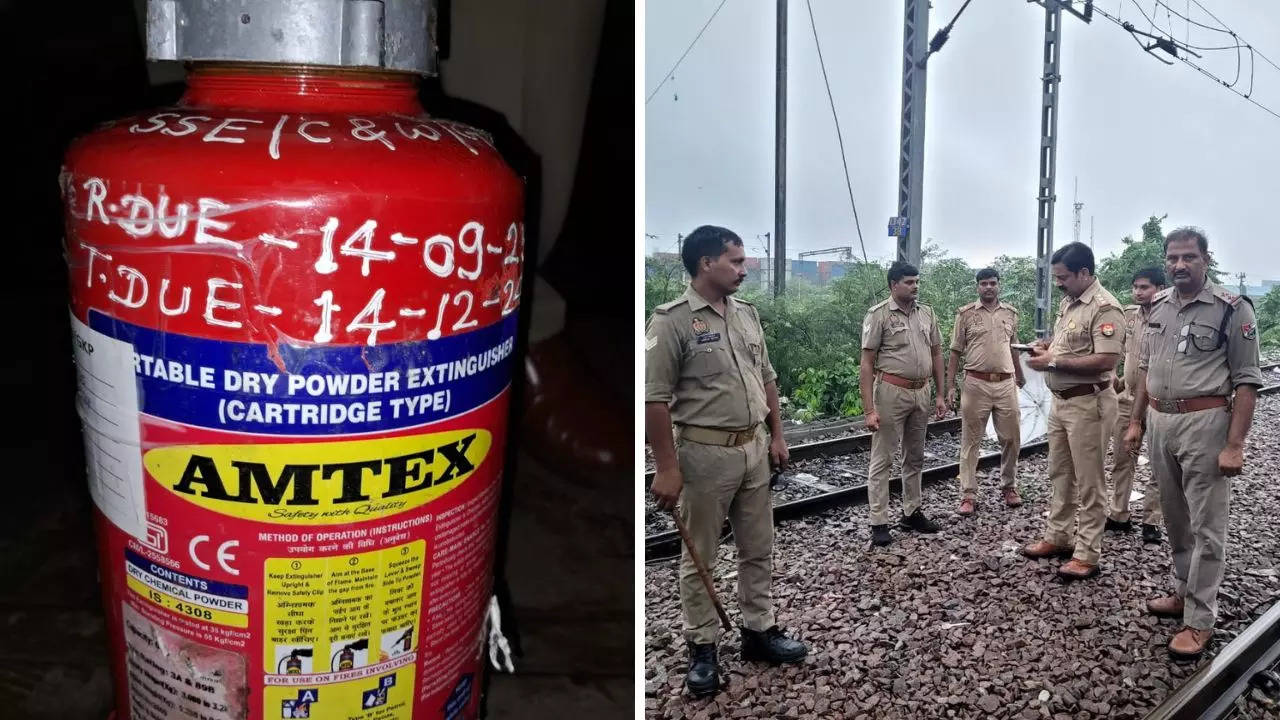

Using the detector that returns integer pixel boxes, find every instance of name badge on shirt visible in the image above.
[696,333,721,344]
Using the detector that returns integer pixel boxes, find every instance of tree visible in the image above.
[644,254,686,318]
[990,254,1040,340]
[1098,214,1222,305]
[1255,285,1280,349]
[1097,215,1169,305]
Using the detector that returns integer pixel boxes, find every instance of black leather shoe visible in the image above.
[1142,523,1162,544]
[899,509,940,534]
[1105,517,1133,532]
[685,642,719,697]
[740,626,808,664]
[870,524,892,546]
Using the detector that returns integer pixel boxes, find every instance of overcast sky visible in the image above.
[643,1,1280,284]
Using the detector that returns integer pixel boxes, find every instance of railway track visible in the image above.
[1145,596,1280,719]
[644,366,1280,719]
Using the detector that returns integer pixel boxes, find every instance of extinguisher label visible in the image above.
[142,430,491,524]
[89,307,514,719]
[86,311,519,436]
[125,549,251,628]
[259,541,425,718]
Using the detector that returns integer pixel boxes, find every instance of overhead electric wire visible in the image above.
[645,0,729,105]
[1089,2,1280,122]
[1153,0,1236,35]
[1187,0,1280,76]
[1130,0,1242,85]
[803,0,868,264]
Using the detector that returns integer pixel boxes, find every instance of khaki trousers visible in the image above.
[676,426,775,643]
[1043,387,1117,564]
[958,374,1021,498]
[1149,406,1232,630]
[868,379,930,525]
[1108,392,1163,525]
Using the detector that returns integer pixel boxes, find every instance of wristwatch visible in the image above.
[1047,360,1058,370]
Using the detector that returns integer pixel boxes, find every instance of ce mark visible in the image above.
[189,535,240,576]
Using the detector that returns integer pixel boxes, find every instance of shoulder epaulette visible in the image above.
[735,296,755,306]
[999,302,1020,314]
[957,301,978,315]
[1211,285,1249,307]
[1124,304,1140,311]
[868,298,890,312]
[1152,287,1175,303]
[653,297,688,315]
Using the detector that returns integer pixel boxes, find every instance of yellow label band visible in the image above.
[144,429,491,524]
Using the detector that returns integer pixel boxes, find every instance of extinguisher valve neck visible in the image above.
[147,0,439,76]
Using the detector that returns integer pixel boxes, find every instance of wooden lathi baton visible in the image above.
[670,508,734,631]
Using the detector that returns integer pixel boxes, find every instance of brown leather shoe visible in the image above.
[957,498,975,516]
[1146,595,1185,619]
[1057,559,1100,580]
[1002,488,1023,507]
[1168,626,1213,661]
[1021,541,1073,559]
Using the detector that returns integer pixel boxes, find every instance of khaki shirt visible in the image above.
[862,297,941,380]
[1045,279,1126,392]
[950,301,1019,373]
[1119,305,1145,392]
[1138,283,1263,400]
[644,285,775,429]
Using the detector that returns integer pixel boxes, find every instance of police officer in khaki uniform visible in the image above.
[945,267,1026,516]
[860,260,948,547]
[1105,268,1166,544]
[645,226,807,697]
[1022,242,1126,580]
[1125,227,1262,661]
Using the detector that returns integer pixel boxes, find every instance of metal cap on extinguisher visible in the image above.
[146,0,439,75]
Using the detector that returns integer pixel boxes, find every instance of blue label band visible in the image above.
[89,311,518,436]
[125,548,249,599]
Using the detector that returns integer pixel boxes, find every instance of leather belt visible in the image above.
[1052,382,1108,400]
[1148,395,1229,414]
[879,372,927,390]
[968,370,1013,382]
[679,424,760,447]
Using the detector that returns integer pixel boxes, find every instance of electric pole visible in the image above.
[774,0,787,297]
[1089,216,1094,249]
[758,233,773,295]
[1031,0,1092,339]
[895,0,929,267]
[1072,177,1083,245]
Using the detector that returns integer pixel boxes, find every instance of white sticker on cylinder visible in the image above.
[122,604,247,719]
[71,310,146,541]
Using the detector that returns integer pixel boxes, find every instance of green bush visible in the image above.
[792,357,864,420]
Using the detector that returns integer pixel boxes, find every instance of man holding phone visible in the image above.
[945,268,1026,516]
[1021,242,1126,581]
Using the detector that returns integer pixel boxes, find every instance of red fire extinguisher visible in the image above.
[61,2,522,718]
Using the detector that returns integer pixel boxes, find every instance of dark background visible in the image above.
[0,0,633,717]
